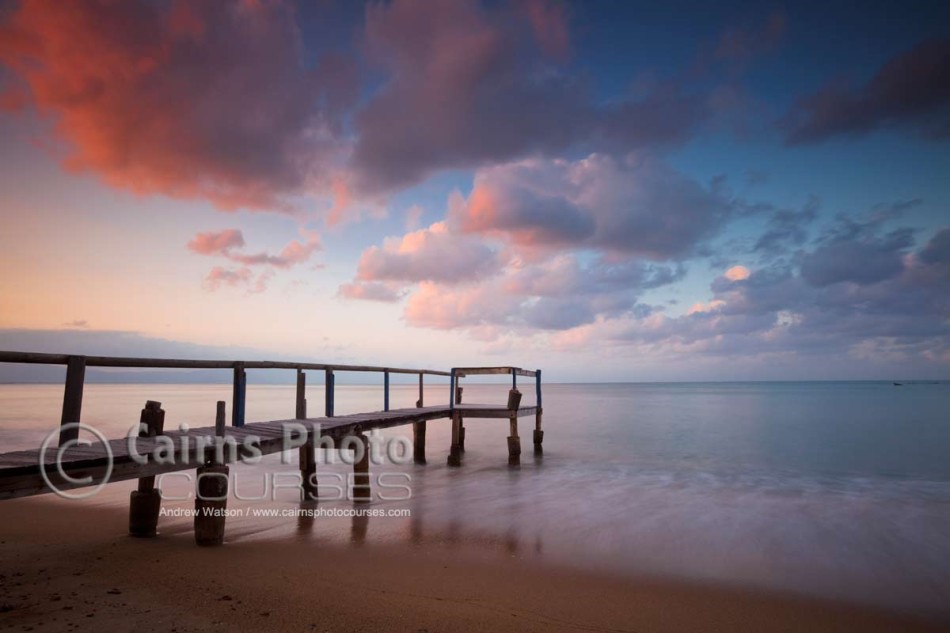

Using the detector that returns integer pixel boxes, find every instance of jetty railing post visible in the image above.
[534,369,543,454]
[456,384,465,453]
[413,372,426,464]
[232,362,246,427]
[295,369,307,419]
[215,401,226,437]
[384,369,390,412]
[325,369,335,417]
[59,355,86,446]
[129,400,165,537]
[449,368,456,410]
[512,368,517,390]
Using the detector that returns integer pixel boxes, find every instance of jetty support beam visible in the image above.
[447,411,462,467]
[351,430,370,502]
[413,374,426,464]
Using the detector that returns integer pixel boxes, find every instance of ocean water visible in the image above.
[0,381,948,615]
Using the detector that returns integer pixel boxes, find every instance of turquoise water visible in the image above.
[0,381,948,615]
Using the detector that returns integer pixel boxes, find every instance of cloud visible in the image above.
[62,320,89,328]
[753,196,819,254]
[186,229,245,256]
[523,0,571,61]
[203,266,273,294]
[349,0,709,196]
[338,281,405,303]
[799,217,915,287]
[353,221,503,284]
[724,265,751,281]
[782,38,950,144]
[187,228,321,282]
[453,154,734,259]
[0,0,357,213]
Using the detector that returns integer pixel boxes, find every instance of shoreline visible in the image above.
[1,497,946,632]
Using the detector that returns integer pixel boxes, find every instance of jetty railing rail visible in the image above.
[0,351,451,446]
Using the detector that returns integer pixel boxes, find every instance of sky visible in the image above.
[0,0,948,382]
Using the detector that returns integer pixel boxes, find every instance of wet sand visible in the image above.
[0,498,945,633]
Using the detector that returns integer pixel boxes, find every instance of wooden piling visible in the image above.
[384,369,390,412]
[300,434,318,501]
[413,373,426,464]
[508,388,522,465]
[447,412,462,467]
[194,463,229,546]
[58,355,86,446]
[534,369,543,454]
[351,431,370,502]
[456,386,465,452]
[295,369,307,419]
[215,401,226,437]
[129,400,165,537]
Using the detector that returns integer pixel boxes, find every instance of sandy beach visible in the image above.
[0,497,945,633]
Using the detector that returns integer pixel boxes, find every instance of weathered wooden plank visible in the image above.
[454,366,536,377]
[0,402,538,499]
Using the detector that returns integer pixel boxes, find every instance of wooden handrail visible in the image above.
[0,351,451,376]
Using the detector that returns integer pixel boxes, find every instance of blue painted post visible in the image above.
[535,369,542,408]
[449,368,456,411]
[384,369,390,412]
[232,363,246,427]
[325,369,335,417]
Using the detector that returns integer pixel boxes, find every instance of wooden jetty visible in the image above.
[0,351,543,545]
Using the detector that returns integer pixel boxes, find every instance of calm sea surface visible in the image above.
[1,381,948,614]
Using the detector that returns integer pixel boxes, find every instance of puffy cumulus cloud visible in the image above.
[350,0,709,196]
[453,154,733,259]
[396,254,681,332]
[354,222,504,284]
[782,38,950,144]
[0,0,356,212]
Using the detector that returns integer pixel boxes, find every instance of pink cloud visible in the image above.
[0,0,356,213]
[188,229,320,270]
[354,222,502,284]
[338,281,404,303]
[186,229,246,256]
[724,265,751,281]
[453,154,733,259]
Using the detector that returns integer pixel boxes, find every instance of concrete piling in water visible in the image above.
[128,400,165,537]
